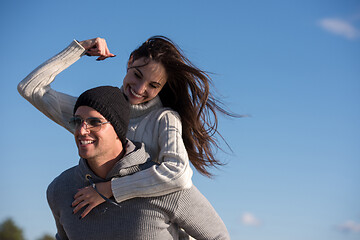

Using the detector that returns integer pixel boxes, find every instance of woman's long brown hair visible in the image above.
[130,36,238,177]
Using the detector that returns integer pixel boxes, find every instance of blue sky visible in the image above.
[0,0,359,239]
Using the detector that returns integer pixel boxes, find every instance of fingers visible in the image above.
[78,38,96,50]
[72,186,106,218]
[72,187,93,214]
[82,37,116,61]
[96,55,115,61]
[73,187,87,200]
[80,204,96,219]
[73,199,88,215]
[73,186,90,203]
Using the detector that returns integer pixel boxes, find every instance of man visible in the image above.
[46,86,230,240]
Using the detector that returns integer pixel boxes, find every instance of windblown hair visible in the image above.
[129,36,236,177]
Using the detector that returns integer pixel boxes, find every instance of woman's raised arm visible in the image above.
[17,40,87,133]
[17,38,116,132]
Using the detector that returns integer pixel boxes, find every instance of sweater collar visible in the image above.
[119,86,163,119]
[78,140,150,181]
[129,95,163,119]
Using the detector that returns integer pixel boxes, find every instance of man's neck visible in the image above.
[87,150,125,179]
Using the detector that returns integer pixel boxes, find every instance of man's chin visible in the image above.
[78,150,92,159]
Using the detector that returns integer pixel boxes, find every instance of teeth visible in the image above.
[130,88,143,98]
[80,140,94,145]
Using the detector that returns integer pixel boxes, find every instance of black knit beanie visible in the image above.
[73,86,130,146]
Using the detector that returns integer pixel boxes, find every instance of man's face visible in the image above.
[73,106,123,162]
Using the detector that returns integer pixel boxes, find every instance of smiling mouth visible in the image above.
[130,88,144,99]
[80,140,95,145]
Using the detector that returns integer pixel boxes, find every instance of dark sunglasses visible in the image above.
[69,117,110,132]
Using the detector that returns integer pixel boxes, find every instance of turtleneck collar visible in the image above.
[119,86,163,119]
[129,95,163,119]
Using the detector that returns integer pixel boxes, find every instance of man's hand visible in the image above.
[79,37,116,61]
[72,181,112,218]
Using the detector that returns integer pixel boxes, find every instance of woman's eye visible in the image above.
[134,72,141,78]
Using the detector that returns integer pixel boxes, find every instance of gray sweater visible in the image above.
[47,141,230,240]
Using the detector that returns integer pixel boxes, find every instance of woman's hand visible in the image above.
[72,181,112,218]
[79,37,116,61]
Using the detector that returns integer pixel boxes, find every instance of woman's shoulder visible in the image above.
[151,107,180,122]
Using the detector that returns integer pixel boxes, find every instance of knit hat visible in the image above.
[74,86,130,145]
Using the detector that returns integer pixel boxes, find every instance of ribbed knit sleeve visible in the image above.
[173,186,230,240]
[17,40,84,133]
[111,109,193,203]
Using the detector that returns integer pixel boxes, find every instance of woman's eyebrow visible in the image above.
[134,67,143,77]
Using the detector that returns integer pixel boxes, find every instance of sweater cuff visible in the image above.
[72,39,86,55]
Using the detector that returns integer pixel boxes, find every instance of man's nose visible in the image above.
[78,122,90,134]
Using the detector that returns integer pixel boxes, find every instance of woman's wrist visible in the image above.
[97,181,113,198]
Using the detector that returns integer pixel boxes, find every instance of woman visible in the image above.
[18,36,235,218]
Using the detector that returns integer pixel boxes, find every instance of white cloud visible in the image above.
[241,212,261,226]
[318,18,360,40]
[336,220,360,233]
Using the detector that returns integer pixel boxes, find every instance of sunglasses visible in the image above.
[69,117,110,132]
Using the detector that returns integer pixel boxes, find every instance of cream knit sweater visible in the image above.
[18,40,193,203]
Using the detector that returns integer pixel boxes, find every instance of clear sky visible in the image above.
[0,0,359,239]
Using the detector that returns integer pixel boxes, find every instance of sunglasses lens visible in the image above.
[87,118,102,128]
[69,117,105,132]
[69,117,82,129]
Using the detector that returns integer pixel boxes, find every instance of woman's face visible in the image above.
[123,57,167,105]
